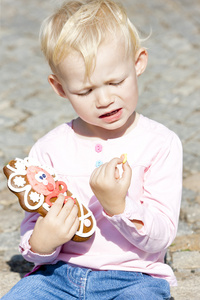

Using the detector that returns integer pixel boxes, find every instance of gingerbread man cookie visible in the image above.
[3,157,96,242]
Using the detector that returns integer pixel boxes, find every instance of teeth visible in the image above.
[103,109,118,117]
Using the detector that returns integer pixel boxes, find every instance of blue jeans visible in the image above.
[2,261,171,299]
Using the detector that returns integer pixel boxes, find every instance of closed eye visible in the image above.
[77,89,93,96]
[109,79,125,86]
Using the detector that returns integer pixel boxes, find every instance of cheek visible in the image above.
[69,97,92,119]
[45,174,55,185]
[67,95,82,111]
[123,80,138,103]
[127,76,138,92]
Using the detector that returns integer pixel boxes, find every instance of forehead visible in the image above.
[57,36,131,84]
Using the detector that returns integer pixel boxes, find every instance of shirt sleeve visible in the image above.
[19,142,62,264]
[103,132,183,254]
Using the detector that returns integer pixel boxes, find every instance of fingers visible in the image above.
[108,157,124,170]
[47,194,78,219]
[121,158,132,177]
[114,166,120,180]
[60,198,78,221]
[65,214,80,239]
[120,160,132,192]
[46,194,79,237]
[91,157,123,179]
[46,194,66,217]
[58,198,79,239]
[90,156,129,189]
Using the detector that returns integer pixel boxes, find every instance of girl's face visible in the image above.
[49,37,147,139]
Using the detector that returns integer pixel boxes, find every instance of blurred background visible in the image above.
[0,0,200,298]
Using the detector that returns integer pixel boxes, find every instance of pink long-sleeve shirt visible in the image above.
[19,114,182,286]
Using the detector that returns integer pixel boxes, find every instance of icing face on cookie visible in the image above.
[3,157,96,242]
[27,166,56,195]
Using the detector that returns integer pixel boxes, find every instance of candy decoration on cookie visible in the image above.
[3,157,96,242]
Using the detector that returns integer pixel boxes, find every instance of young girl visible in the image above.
[3,1,182,299]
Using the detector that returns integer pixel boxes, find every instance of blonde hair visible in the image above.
[40,0,142,76]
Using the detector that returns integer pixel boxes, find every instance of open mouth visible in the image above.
[99,108,121,119]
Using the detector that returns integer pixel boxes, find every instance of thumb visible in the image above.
[35,215,44,225]
[121,161,132,185]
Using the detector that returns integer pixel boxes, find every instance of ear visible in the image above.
[135,48,148,77]
[48,74,67,98]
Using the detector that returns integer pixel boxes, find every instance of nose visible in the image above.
[95,88,113,108]
[47,182,54,191]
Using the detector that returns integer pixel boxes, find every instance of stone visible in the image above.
[172,251,200,270]
[169,234,200,252]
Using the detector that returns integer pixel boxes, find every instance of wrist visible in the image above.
[103,206,125,217]
[29,235,56,255]
[103,201,126,216]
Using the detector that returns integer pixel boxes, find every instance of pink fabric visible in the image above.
[19,115,182,286]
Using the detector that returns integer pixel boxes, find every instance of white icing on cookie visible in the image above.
[24,189,44,210]
[29,191,42,203]
[84,219,92,227]
[6,158,57,212]
[6,157,96,239]
[71,192,96,238]
[13,176,26,187]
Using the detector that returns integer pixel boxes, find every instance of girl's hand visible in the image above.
[29,194,79,255]
[90,156,132,216]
